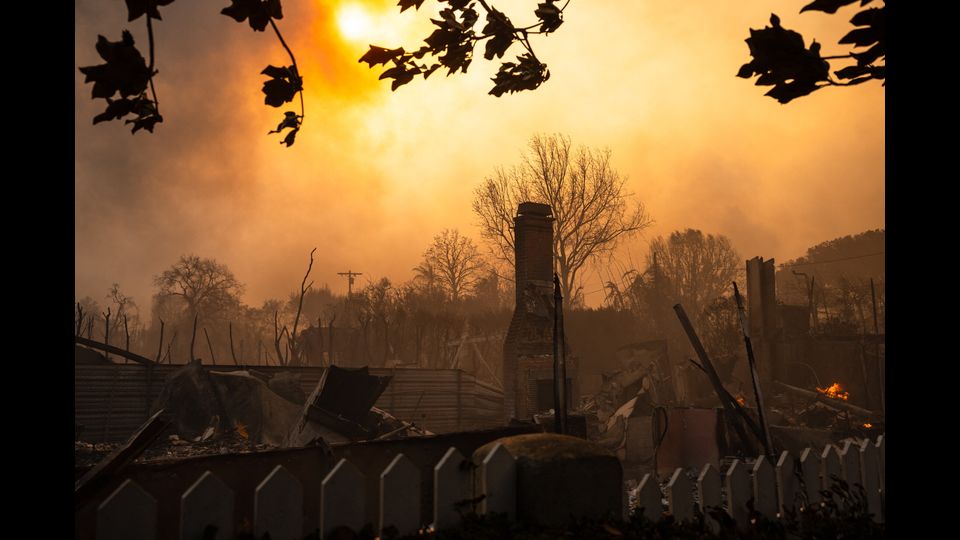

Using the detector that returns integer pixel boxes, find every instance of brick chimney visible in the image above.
[502,202,572,422]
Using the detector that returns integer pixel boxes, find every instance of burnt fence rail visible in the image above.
[75,364,504,443]
[86,435,884,540]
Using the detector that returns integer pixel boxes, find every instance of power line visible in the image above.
[778,251,885,269]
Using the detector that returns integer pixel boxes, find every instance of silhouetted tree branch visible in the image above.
[738,1,885,103]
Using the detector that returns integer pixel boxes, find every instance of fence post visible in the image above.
[752,455,777,519]
[96,479,157,540]
[666,468,693,522]
[798,448,820,508]
[380,453,421,537]
[180,471,234,540]
[254,465,302,540]
[775,451,798,517]
[321,458,365,539]
[434,447,470,531]
[724,459,751,528]
[478,442,516,519]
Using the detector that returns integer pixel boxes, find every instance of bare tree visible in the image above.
[646,229,742,324]
[473,133,652,303]
[154,254,244,318]
[416,229,486,302]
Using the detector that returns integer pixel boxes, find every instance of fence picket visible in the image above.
[858,440,882,523]
[697,463,721,533]
[478,442,516,519]
[875,435,884,494]
[434,447,470,531]
[635,473,662,520]
[724,459,751,528]
[775,451,798,517]
[821,444,842,492]
[839,440,862,490]
[180,471,234,540]
[380,453,421,536]
[254,465,302,540]
[321,459,365,540]
[96,479,157,540]
[666,468,693,522]
[798,448,820,508]
[752,455,777,519]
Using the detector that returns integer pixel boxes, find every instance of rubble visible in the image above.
[286,365,430,447]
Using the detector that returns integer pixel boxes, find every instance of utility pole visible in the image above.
[337,270,363,298]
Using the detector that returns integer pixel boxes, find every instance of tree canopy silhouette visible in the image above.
[154,254,245,318]
[415,229,487,302]
[473,133,651,305]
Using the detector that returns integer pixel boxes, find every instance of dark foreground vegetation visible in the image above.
[221,480,883,540]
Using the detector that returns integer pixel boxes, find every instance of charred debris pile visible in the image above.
[76,362,430,467]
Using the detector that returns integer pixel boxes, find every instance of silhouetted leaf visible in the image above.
[260,64,301,107]
[482,7,514,60]
[422,63,441,79]
[535,1,563,34]
[125,0,175,22]
[839,27,878,47]
[397,0,425,12]
[834,64,869,79]
[221,0,283,32]
[738,15,830,104]
[852,42,883,66]
[441,42,474,74]
[281,127,299,147]
[800,0,860,14]
[489,53,549,97]
[442,0,472,10]
[359,46,405,67]
[79,31,152,99]
[850,7,882,26]
[268,111,299,134]
[92,97,137,124]
[124,98,163,133]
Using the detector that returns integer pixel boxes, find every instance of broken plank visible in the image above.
[75,409,170,508]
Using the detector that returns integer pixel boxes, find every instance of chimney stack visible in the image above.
[502,202,564,422]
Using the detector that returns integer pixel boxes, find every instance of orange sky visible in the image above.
[75,0,884,309]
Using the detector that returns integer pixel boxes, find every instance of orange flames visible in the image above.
[816,382,850,401]
[736,395,746,406]
[863,423,873,428]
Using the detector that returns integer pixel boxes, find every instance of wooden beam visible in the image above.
[75,336,156,365]
[673,304,764,453]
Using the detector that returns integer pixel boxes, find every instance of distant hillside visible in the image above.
[777,229,884,306]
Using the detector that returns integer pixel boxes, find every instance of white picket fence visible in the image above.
[634,435,885,526]
[94,435,884,540]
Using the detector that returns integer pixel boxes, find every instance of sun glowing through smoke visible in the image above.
[337,4,373,42]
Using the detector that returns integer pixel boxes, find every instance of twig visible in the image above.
[290,247,317,366]
[204,327,217,365]
[155,319,165,363]
[189,313,198,362]
[229,322,238,365]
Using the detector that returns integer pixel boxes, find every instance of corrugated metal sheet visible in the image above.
[75,364,504,443]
